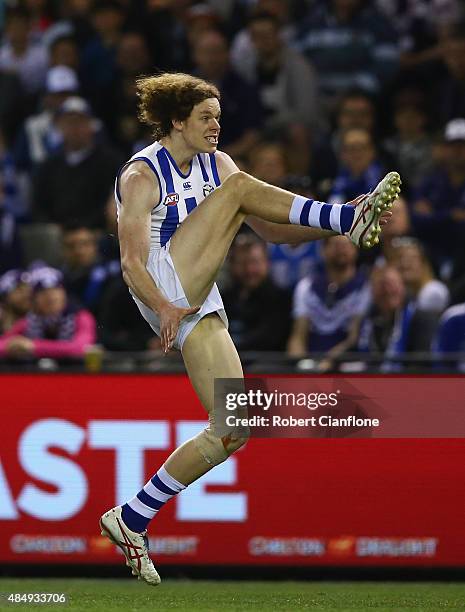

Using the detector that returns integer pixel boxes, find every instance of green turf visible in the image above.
[0,579,464,611]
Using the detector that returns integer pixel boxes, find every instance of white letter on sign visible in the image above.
[17,419,87,520]
[175,422,247,522]
[0,460,18,519]
[88,421,169,505]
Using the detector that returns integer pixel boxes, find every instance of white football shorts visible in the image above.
[131,240,228,350]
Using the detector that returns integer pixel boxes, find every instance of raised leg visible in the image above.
[171,171,312,306]
[170,170,401,306]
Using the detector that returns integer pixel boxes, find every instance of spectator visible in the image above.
[61,224,119,314]
[103,31,152,151]
[247,140,288,187]
[192,29,262,159]
[295,0,399,102]
[0,270,32,334]
[80,0,126,102]
[0,7,49,97]
[232,11,320,173]
[330,127,385,203]
[222,234,291,351]
[392,237,450,313]
[0,68,25,145]
[99,190,120,262]
[24,0,57,39]
[1,127,28,220]
[15,65,80,170]
[98,275,158,351]
[287,236,369,371]
[0,170,23,274]
[383,95,434,194]
[230,0,300,72]
[137,0,190,72]
[247,141,321,290]
[48,34,80,72]
[48,0,95,48]
[411,118,465,277]
[358,264,439,370]
[33,96,123,228]
[0,266,96,360]
[433,302,465,372]
[437,20,465,125]
[312,91,377,193]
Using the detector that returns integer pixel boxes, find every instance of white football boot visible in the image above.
[346,171,401,248]
[99,506,161,586]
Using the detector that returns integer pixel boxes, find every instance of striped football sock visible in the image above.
[289,195,355,234]
[121,465,186,533]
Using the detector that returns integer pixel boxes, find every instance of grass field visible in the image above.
[0,579,465,611]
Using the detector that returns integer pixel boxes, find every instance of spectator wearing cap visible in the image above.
[0,270,31,334]
[14,65,80,170]
[0,266,96,361]
[411,118,465,278]
[33,96,123,229]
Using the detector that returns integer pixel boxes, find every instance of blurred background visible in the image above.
[1,0,465,578]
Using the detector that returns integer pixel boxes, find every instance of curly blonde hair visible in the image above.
[136,73,220,140]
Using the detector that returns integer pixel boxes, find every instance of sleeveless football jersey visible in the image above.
[115,141,221,250]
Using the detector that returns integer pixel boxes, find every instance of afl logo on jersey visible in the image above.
[203,183,214,197]
[164,192,179,206]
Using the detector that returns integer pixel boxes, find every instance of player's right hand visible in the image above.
[159,303,201,353]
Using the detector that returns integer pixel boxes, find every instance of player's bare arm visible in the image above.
[118,162,199,352]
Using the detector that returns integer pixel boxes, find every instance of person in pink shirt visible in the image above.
[0,266,96,360]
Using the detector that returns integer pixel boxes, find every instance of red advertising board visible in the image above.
[1,374,465,566]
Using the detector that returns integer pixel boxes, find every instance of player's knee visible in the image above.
[192,428,248,466]
[222,434,248,456]
[222,171,249,201]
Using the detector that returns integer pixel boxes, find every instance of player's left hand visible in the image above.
[159,303,201,353]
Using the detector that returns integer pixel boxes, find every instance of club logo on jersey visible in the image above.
[203,183,214,197]
[164,192,179,206]
[183,181,192,191]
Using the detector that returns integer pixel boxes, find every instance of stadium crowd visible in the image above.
[0,0,464,371]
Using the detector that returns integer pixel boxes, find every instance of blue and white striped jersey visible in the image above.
[115,141,221,250]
